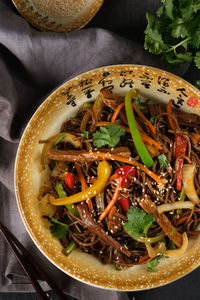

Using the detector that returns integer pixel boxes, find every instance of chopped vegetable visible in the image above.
[108,205,117,220]
[64,173,75,190]
[147,257,160,272]
[55,134,66,145]
[134,97,146,110]
[164,232,188,257]
[149,115,156,124]
[175,134,188,190]
[64,240,77,256]
[179,188,186,202]
[55,182,79,216]
[138,197,183,247]
[132,231,165,244]
[77,152,165,186]
[132,103,156,135]
[113,165,136,213]
[144,1,200,69]
[81,131,89,139]
[49,217,69,239]
[99,177,122,222]
[158,154,169,169]
[41,132,81,166]
[115,165,137,188]
[75,163,93,213]
[50,160,111,205]
[167,99,177,130]
[96,121,163,150]
[118,198,130,214]
[125,89,154,167]
[93,123,125,148]
[182,164,200,203]
[124,206,155,238]
[111,102,125,123]
[145,241,165,258]
[157,201,194,214]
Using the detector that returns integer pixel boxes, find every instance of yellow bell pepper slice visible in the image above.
[50,160,111,206]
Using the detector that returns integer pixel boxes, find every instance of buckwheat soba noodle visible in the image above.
[38,88,200,271]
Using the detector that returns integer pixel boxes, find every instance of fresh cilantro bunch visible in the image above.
[124,206,155,238]
[93,123,125,148]
[144,0,200,69]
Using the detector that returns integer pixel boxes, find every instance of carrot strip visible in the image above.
[111,103,125,123]
[75,163,93,213]
[83,152,165,186]
[167,99,177,130]
[108,173,118,183]
[137,254,149,264]
[140,133,163,150]
[131,103,156,135]
[176,215,190,227]
[108,205,117,220]
[99,177,122,221]
[95,122,162,150]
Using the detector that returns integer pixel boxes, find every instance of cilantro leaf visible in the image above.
[134,98,146,110]
[81,131,89,139]
[49,217,69,239]
[147,257,160,272]
[93,123,125,148]
[163,0,174,20]
[195,80,200,89]
[149,115,156,124]
[158,154,169,169]
[124,206,155,238]
[194,52,200,69]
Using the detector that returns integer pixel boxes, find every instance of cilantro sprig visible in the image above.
[93,123,125,148]
[49,217,69,239]
[158,154,169,169]
[144,0,200,69]
[124,206,155,238]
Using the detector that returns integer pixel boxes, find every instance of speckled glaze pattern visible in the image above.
[12,0,104,32]
[15,65,200,291]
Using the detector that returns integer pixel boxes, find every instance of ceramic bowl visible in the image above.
[15,65,200,290]
[12,0,104,32]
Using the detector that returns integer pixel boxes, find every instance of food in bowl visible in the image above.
[38,87,200,272]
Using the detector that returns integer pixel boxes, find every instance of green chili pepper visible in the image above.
[55,182,79,217]
[64,240,77,256]
[125,89,154,167]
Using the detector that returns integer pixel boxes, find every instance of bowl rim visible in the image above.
[14,64,200,291]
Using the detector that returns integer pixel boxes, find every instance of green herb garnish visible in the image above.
[158,154,169,169]
[93,123,125,148]
[144,0,200,69]
[124,206,155,238]
[81,131,89,139]
[134,98,146,110]
[49,217,69,239]
[147,257,160,272]
[149,115,156,124]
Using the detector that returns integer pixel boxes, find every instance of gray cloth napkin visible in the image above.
[0,0,193,298]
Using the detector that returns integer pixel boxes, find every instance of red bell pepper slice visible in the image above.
[118,197,130,214]
[175,134,187,190]
[114,165,137,213]
[65,172,75,190]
